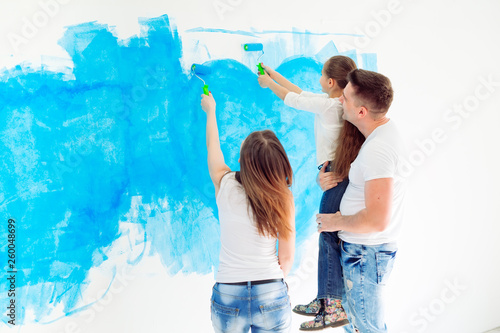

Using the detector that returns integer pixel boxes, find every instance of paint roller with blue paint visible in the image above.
[191,63,210,95]
[243,43,265,75]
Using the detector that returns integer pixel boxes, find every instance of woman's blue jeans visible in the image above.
[317,178,349,300]
[211,280,292,333]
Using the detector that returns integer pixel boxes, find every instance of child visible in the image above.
[201,92,296,333]
[257,56,364,331]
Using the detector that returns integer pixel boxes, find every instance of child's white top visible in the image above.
[284,91,344,166]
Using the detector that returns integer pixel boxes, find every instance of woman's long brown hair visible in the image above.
[235,130,294,240]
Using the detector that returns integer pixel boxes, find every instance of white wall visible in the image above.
[1,0,499,332]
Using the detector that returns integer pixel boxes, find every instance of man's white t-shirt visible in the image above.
[339,120,407,245]
[284,91,344,166]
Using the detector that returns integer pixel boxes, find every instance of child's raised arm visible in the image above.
[257,63,302,100]
[201,93,231,196]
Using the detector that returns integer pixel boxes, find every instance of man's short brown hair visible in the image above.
[347,69,394,117]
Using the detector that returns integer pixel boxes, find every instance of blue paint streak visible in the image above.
[186,27,364,37]
[41,266,118,324]
[361,53,378,72]
[315,41,340,63]
[0,14,377,324]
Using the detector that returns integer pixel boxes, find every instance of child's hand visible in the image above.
[258,70,273,88]
[201,93,216,113]
[260,63,275,77]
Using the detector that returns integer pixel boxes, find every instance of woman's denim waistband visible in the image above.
[219,278,283,286]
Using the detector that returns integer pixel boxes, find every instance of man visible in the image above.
[317,69,407,333]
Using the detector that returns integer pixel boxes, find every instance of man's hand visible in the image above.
[318,161,344,191]
[201,93,215,113]
[316,212,342,233]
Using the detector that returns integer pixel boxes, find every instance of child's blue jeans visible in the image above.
[317,178,349,300]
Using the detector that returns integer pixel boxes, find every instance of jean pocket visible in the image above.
[211,298,239,317]
[259,295,290,313]
[375,251,397,285]
[340,241,363,258]
[211,298,240,332]
[259,295,291,331]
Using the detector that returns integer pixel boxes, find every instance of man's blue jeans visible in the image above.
[340,241,397,333]
[211,280,291,333]
[317,178,349,300]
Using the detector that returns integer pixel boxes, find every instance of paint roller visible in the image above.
[243,43,265,75]
[191,63,210,96]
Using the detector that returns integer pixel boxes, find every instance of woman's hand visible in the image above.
[201,92,216,113]
[318,161,344,191]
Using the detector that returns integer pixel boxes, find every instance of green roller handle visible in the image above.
[203,84,209,96]
[257,63,265,75]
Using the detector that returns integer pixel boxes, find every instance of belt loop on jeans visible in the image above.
[223,278,283,286]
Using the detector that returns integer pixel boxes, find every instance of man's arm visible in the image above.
[317,177,393,233]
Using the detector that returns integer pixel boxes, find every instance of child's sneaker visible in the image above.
[292,298,321,316]
[299,307,349,331]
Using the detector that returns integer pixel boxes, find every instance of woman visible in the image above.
[201,92,295,333]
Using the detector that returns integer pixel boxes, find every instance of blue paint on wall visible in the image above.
[361,53,378,72]
[186,27,364,37]
[0,14,376,324]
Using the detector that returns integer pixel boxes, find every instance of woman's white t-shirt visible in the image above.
[215,172,284,283]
